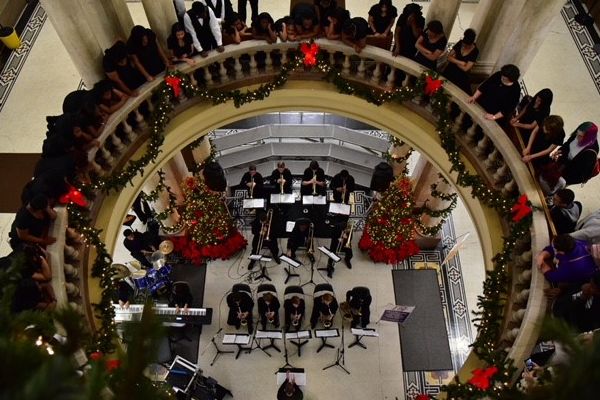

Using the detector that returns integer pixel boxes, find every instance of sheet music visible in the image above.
[313,195,327,205]
[256,330,283,339]
[286,330,311,340]
[249,254,262,261]
[280,255,300,268]
[351,328,379,337]
[318,246,341,262]
[222,334,237,344]
[314,329,339,338]
[270,194,295,204]
[277,371,307,386]
[243,198,265,209]
[235,335,251,344]
[329,202,350,215]
[286,221,296,232]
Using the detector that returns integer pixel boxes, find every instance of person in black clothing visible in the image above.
[326,220,353,277]
[9,195,57,250]
[226,291,254,333]
[122,229,155,269]
[330,169,355,204]
[550,189,582,235]
[131,193,154,225]
[442,28,479,94]
[392,3,424,59]
[167,22,197,66]
[414,20,447,71]
[346,287,372,328]
[257,292,280,329]
[127,26,172,82]
[286,219,311,260]
[550,121,599,185]
[184,2,224,56]
[310,293,338,329]
[116,279,134,309]
[169,282,194,313]
[240,164,264,198]
[277,376,303,400]
[468,64,521,122]
[341,17,369,53]
[270,161,293,194]
[251,12,277,43]
[205,0,234,23]
[103,40,146,96]
[552,271,600,333]
[223,12,253,44]
[323,7,349,40]
[511,88,553,142]
[290,2,319,41]
[314,0,337,30]
[237,0,258,24]
[248,211,280,270]
[21,173,69,207]
[284,295,305,331]
[368,0,397,37]
[522,115,565,168]
[301,161,326,196]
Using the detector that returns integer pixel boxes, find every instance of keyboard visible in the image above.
[112,303,212,326]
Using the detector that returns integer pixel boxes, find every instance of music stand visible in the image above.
[286,329,311,357]
[249,255,272,282]
[300,251,317,288]
[348,328,379,350]
[256,329,282,354]
[209,329,234,366]
[314,328,338,353]
[322,318,350,374]
[280,255,301,284]
[317,246,340,274]
[222,333,252,359]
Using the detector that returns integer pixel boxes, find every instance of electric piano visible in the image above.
[113,303,213,326]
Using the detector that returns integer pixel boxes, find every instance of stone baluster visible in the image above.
[64,263,79,278]
[329,51,335,66]
[474,135,491,158]
[520,250,532,264]
[342,54,351,75]
[451,110,466,134]
[385,66,396,89]
[515,288,530,304]
[111,133,126,153]
[134,108,146,129]
[492,163,510,183]
[371,62,382,84]
[281,49,288,65]
[90,160,104,175]
[465,123,479,144]
[219,60,230,83]
[233,57,243,79]
[511,309,527,324]
[503,327,520,342]
[65,282,80,296]
[483,148,500,169]
[502,179,518,197]
[357,58,366,79]
[517,269,532,285]
[265,51,274,73]
[204,67,215,86]
[100,147,114,167]
[249,52,258,75]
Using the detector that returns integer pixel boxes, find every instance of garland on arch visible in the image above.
[140,169,183,233]
[67,42,533,398]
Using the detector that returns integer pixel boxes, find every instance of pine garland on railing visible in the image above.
[139,169,183,233]
[73,42,534,398]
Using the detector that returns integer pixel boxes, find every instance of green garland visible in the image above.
[68,44,533,398]
[139,169,183,233]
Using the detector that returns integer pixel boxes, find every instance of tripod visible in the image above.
[253,258,271,282]
[322,317,350,374]
[209,329,234,366]
[278,325,294,371]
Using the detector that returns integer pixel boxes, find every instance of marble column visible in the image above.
[388,142,413,177]
[39,0,105,87]
[81,0,134,49]
[425,0,462,39]
[163,152,189,204]
[469,0,526,76]
[141,0,178,51]
[493,0,567,76]
[411,156,455,230]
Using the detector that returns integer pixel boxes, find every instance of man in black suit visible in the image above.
[248,210,280,270]
[301,160,326,196]
[257,292,280,330]
[226,291,254,333]
[330,169,355,204]
[286,219,312,260]
[346,287,372,328]
[240,164,264,198]
[326,219,353,277]
[270,161,293,194]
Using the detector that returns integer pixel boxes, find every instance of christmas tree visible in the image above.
[358,176,420,264]
[172,176,246,264]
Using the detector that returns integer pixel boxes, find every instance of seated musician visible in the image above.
[310,293,338,329]
[286,219,311,260]
[248,210,281,270]
[239,164,264,198]
[116,279,134,310]
[276,372,303,400]
[258,292,280,330]
[270,161,293,194]
[346,287,372,328]
[330,169,355,204]
[169,282,193,314]
[300,160,326,196]
[326,220,353,277]
[226,291,254,333]
[284,295,305,331]
[122,229,155,269]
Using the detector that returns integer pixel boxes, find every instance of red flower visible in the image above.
[511,194,532,222]
[424,75,443,96]
[300,42,320,67]
[165,75,182,97]
[185,177,196,189]
[89,351,103,361]
[105,359,121,373]
[468,366,499,390]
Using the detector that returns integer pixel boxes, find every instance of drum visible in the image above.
[150,280,169,297]
[157,264,172,280]
[151,251,166,269]
[134,276,150,291]
[146,268,158,282]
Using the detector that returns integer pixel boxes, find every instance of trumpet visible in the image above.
[306,222,315,263]
[312,172,317,195]
[250,176,254,198]
[256,209,273,252]
[336,221,354,253]
[341,178,346,204]
[238,306,248,326]
[320,313,333,328]
[291,311,302,327]
[280,172,285,194]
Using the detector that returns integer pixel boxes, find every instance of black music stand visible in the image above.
[300,252,317,288]
[322,318,350,374]
[251,255,272,282]
[287,330,311,357]
[210,329,234,366]
[315,328,338,353]
[348,328,377,350]
[256,330,282,354]
[278,326,294,371]
[280,255,300,284]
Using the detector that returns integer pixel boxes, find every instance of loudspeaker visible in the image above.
[202,161,227,192]
[370,162,394,192]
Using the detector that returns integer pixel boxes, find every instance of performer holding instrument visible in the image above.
[284,295,306,331]
[310,293,338,329]
[270,161,293,194]
[326,219,354,277]
[345,287,371,329]
[248,209,281,270]
[240,164,264,199]
[257,292,281,330]
[226,291,254,334]
[169,282,193,314]
[286,219,313,261]
[301,160,326,196]
[330,169,355,204]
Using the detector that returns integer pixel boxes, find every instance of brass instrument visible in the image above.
[250,176,254,198]
[238,306,248,326]
[265,303,275,324]
[312,172,317,195]
[256,209,273,253]
[341,178,346,204]
[280,172,285,194]
[306,222,315,263]
[340,301,361,322]
[336,221,354,254]
[291,311,301,327]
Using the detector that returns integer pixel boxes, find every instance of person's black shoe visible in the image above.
[274,255,281,264]
[327,268,333,278]
[345,259,352,269]
[248,260,256,270]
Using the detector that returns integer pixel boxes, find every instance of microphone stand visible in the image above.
[322,314,350,374]
[209,328,233,366]
[277,324,294,372]
[301,253,317,288]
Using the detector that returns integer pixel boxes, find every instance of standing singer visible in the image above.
[301,160,326,196]
[270,161,293,194]
[248,210,281,270]
[240,164,264,198]
[330,169,355,204]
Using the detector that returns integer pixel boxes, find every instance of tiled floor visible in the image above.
[0,1,599,399]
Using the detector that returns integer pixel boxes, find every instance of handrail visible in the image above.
[81,39,549,382]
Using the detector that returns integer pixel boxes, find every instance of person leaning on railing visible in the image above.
[549,121,599,186]
[467,64,521,123]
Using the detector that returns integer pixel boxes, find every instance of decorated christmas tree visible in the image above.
[359,176,420,264]
[172,176,246,264]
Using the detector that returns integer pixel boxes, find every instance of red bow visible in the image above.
[468,366,498,390]
[300,42,320,67]
[415,395,430,400]
[424,75,443,96]
[59,185,88,207]
[105,359,121,373]
[165,75,182,98]
[511,194,532,222]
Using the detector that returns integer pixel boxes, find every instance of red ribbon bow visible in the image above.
[424,75,443,96]
[300,42,320,67]
[415,395,430,400]
[59,185,88,207]
[468,366,498,390]
[511,194,532,222]
[165,75,182,98]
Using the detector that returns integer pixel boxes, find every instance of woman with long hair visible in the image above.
[392,3,424,59]
[127,25,172,82]
[551,121,599,185]
[442,28,478,94]
[511,88,554,142]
